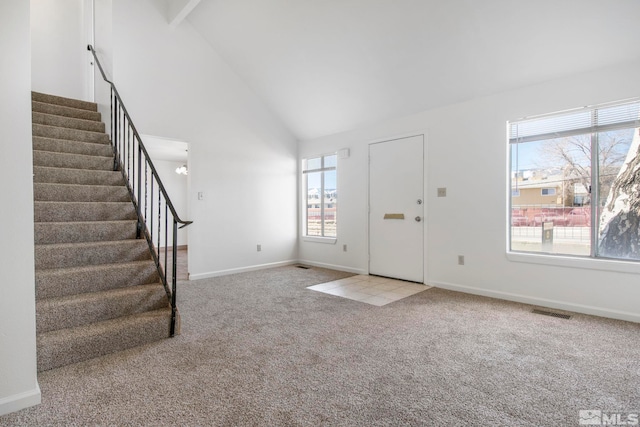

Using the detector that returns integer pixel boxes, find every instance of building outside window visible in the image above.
[302,154,337,238]
[509,99,640,260]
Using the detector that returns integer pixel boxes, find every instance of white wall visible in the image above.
[300,60,640,322]
[31,0,92,100]
[0,0,41,416]
[93,0,113,129]
[110,0,298,278]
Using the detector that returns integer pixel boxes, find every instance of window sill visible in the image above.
[506,251,640,275]
[302,236,337,244]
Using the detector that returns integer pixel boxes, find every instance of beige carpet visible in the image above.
[2,265,639,426]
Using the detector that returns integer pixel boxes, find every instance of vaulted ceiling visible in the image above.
[183,0,640,141]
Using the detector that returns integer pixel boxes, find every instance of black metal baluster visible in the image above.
[128,123,132,184]
[157,189,161,260]
[120,108,124,173]
[144,160,148,238]
[164,201,168,279]
[118,107,121,170]
[111,89,117,171]
[170,219,178,336]
[131,132,136,199]
[120,114,123,173]
[150,179,154,250]
[122,115,125,175]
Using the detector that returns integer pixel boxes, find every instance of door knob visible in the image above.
[415,216,422,222]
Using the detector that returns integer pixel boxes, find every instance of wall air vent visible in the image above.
[531,309,572,319]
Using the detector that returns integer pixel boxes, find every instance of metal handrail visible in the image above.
[88,44,192,336]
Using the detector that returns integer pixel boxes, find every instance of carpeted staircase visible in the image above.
[32,91,173,372]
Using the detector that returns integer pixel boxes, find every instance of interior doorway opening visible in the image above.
[142,134,190,280]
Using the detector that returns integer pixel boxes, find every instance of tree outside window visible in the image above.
[509,100,640,260]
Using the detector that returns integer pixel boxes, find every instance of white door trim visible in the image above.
[84,0,95,102]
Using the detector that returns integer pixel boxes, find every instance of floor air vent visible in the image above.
[532,309,572,319]
[296,265,311,269]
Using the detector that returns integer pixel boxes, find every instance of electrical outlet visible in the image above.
[458,255,464,265]
[437,187,447,197]
[257,244,262,252]
[343,244,347,252]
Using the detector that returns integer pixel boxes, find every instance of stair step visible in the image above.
[34,201,137,222]
[33,123,109,144]
[35,239,152,269]
[34,166,124,186]
[36,261,159,299]
[35,220,138,244]
[32,91,97,112]
[31,92,174,373]
[33,136,114,157]
[37,307,171,371]
[34,183,131,203]
[37,283,169,333]
[32,101,101,122]
[33,150,113,171]
[33,111,105,133]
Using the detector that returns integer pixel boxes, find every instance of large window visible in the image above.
[303,154,337,238]
[509,99,640,261]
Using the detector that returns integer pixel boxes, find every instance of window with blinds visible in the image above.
[508,98,640,261]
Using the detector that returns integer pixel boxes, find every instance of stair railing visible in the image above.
[88,45,192,336]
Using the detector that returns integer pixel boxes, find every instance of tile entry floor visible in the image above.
[307,275,432,306]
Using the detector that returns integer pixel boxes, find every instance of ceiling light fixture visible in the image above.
[175,165,188,175]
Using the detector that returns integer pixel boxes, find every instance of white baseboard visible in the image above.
[0,385,41,417]
[189,259,366,280]
[296,259,367,275]
[430,280,640,324]
[189,260,298,280]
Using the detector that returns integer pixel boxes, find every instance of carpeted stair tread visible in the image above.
[33,123,109,144]
[36,307,172,372]
[34,220,138,244]
[33,111,105,133]
[33,150,113,171]
[33,136,114,157]
[32,100,101,122]
[34,166,124,186]
[34,201,137,222]
[31,91,174,373]
[34,183,131,202]
[36,260,160,300]
[32,91,98,112]
[36,283,169,333]
[35,239,152,269]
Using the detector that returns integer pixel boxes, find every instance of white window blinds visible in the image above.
[509,99,640,144]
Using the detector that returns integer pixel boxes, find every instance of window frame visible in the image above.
[507,98,640,267]
[302,153,337,243]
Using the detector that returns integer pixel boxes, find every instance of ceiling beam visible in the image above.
[168,0,202,29]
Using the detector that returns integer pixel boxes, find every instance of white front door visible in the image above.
[369,135,424,283]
